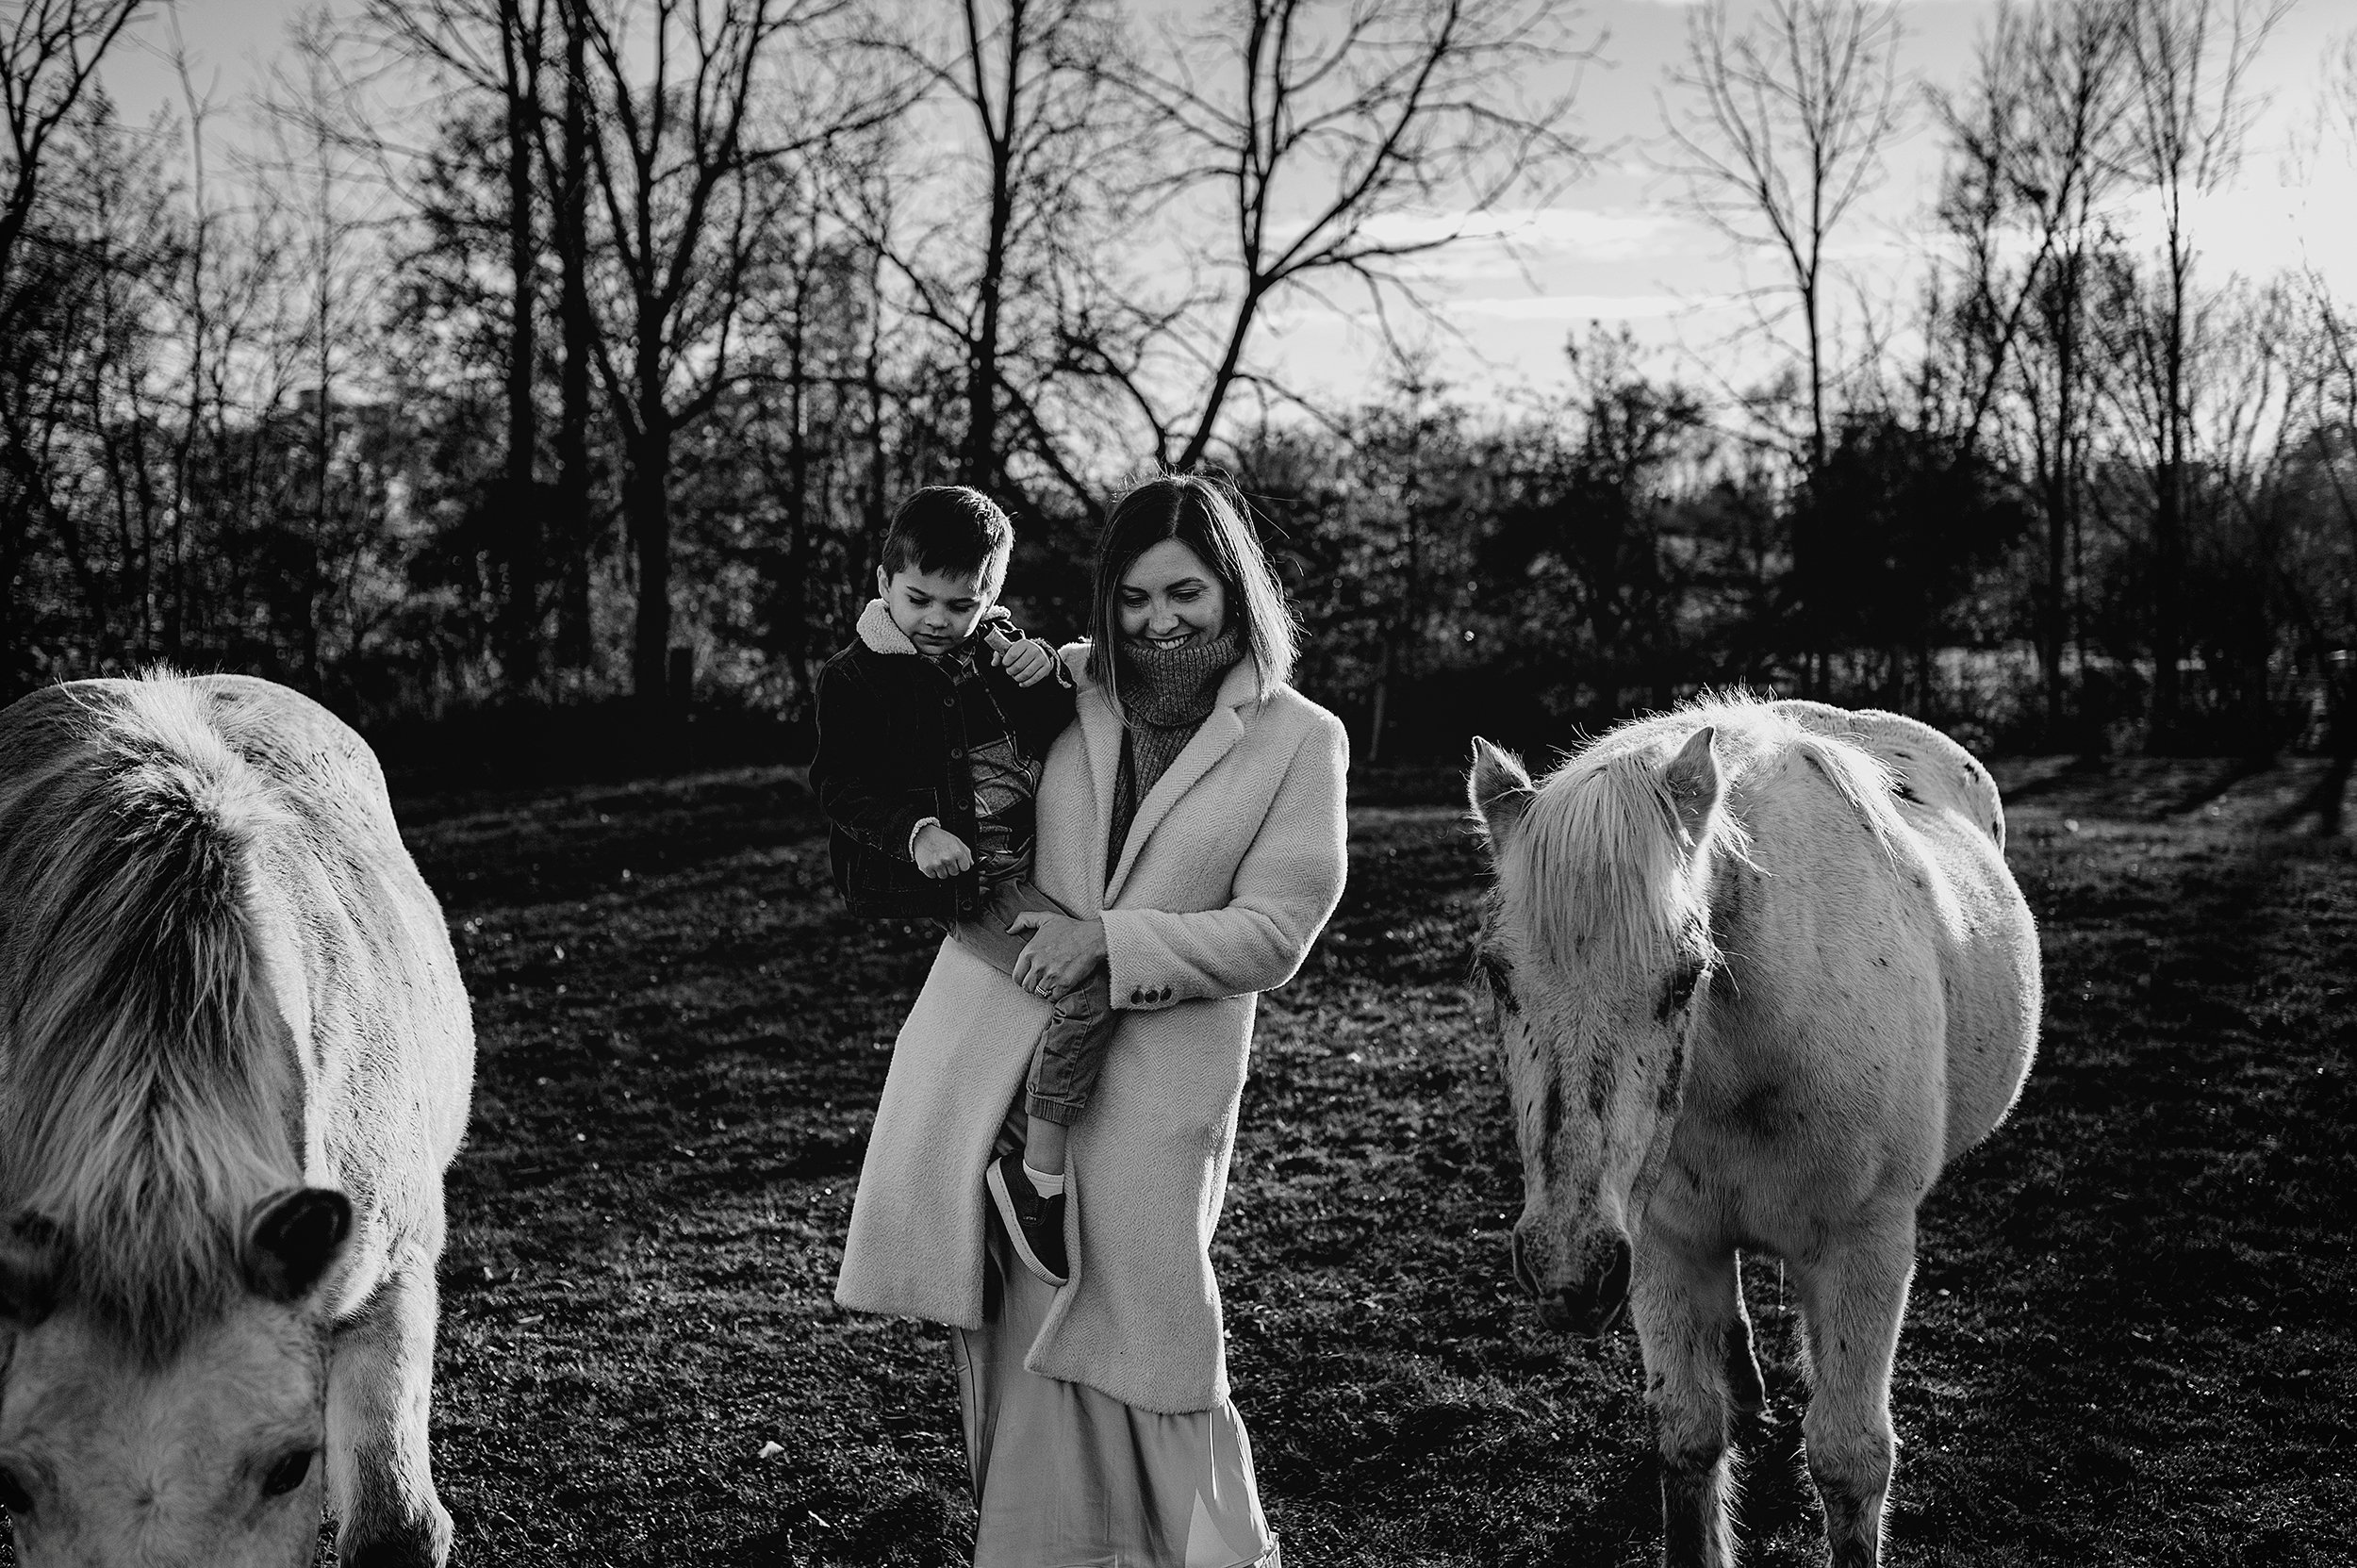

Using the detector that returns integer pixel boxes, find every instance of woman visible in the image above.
[835,474,1349,1567]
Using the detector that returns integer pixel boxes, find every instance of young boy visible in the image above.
[809,486,1110,1288]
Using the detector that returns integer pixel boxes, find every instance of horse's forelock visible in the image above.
[1504,749,1719,984]
[0,676,304,1362]
[1493,703,1801,988]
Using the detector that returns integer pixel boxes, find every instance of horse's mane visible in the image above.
[1502,695,1902,979]
[0,676,302,1361]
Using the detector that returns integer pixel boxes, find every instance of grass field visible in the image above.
[354,752,2357,1565]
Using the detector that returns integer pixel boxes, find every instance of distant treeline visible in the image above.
[4,0,2355,763]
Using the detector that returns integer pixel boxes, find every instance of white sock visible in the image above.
[1023,1163,1066,1198]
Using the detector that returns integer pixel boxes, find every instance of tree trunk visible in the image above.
[626,414,672,708]
[1175,284,1264,474]
[497,0,542,692]
[308,381,329,691]
[2153,451,2182,743]
[1800,274,1827,701]
[2043,263,2078,742]
[862,240,888,585]
[965,206,1008,493]
[553,11,594,672]
[783,277,813,708]
[963,0,1023,493]
[2151,236,2186,745]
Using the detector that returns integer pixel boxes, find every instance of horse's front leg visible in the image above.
[1632,1234,1746,1568]
[1794,1212,1916,1568]
[327,1240,454,1568]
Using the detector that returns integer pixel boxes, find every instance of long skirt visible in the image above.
[953,1219,1278,1568]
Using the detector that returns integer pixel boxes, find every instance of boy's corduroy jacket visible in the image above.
[809,601,1076,921]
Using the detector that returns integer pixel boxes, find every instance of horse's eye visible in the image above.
[0,1465,33,1513]
[261,1449,315,1497]
[1656,960,1705,1022]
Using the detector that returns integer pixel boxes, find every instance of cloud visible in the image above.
[1355,204,1717,269]
[1448,290,1742,322]
[2098,182,2357,293]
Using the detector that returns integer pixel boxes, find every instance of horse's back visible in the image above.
[0,674,472,1289]
[1768,700,2036,1161]
[3,673,378,801]
[1771,700,2006,850]
[190,677,475,1230]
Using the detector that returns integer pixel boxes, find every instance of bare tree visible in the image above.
[0,0,142,308]
[847,0,1149,515]
[0,0,145,689]
[2108,0,2287,740]
[1132,0,1588,471]
[551,2,595,671]
[1664,0,1904,481]
[948,0,1120,495]
[355,0,554,689]
[1935,0,2130,733]
[492,0,549,686]
[2268,33,2357,820]
[270,13,399,689]
[562,0,856,707]
[1662,0,1905,694]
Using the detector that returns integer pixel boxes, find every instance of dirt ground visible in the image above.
[239,751,2357,1563]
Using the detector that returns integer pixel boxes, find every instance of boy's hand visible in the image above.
[996,635,1056,687]
[913,824,974,880]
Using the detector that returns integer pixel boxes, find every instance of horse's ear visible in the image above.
[1663,726,1722,845]
[1469,737,1536,844]
[240,1187,353,1304]
[0,1213,66,1327]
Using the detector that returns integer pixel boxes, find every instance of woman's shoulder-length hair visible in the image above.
[1085,474,1299,706]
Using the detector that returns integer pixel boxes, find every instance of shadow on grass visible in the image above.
[354,762,2357,1566]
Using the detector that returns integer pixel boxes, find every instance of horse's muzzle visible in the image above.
[1513,1228,1631,1339]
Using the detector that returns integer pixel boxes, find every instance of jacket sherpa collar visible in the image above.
[857,598,919,656]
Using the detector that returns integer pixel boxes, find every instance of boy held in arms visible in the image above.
[809,486,1111,1289]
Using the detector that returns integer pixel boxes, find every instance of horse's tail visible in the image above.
[0,675,305,1359]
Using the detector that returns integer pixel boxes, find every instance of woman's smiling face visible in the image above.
[1118,539,1228,651]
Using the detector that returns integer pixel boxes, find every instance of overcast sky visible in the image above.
[97,0,2357,414]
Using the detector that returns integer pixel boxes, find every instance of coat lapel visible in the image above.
[1102,657,1259,907]
[1079,681,1125,893]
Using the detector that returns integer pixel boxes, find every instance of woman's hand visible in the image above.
[1008,911,1108,998]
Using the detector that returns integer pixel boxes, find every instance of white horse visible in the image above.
[1468,697,2039,1568]
[0,673,474,1567]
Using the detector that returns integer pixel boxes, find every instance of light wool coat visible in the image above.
[835,649,1349,1413]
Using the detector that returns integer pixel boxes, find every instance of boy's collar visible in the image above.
[857,598,990,667]
[858,598,921,656]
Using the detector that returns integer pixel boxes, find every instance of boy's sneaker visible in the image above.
[985,1152,1068,1286]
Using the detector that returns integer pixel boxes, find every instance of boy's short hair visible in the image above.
[880,487,1014,592]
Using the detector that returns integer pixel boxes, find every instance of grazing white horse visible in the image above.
[0,673,474,1567]
[1468,697,2039,1568]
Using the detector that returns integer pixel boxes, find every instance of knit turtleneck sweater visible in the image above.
[1107,626,1244,876]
